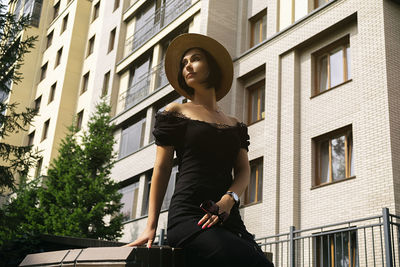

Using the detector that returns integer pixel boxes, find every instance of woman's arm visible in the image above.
[123,145,174,247]
[198,148,250,228]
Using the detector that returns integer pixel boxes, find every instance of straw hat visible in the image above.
[164,33,233,101]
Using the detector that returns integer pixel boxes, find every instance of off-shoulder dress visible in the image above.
[152,110,273,267]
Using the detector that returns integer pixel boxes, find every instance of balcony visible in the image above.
[120,61,168,110]
[23,0,42,27]
[124,0,192,57]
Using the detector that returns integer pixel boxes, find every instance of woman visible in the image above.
[124,33,273,267]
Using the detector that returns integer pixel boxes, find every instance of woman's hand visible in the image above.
[122,227,156,248]
[197,194,235,229]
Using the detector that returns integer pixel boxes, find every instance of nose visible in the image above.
[185,61,193,72]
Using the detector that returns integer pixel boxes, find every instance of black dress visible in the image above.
[153,110,273,267]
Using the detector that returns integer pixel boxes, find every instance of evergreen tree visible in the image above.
[0,3,39,191]
[39,101,123,240]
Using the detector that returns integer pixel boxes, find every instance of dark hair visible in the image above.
[177,47,222,97]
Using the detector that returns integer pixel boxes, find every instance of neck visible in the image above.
[192,86,218,111]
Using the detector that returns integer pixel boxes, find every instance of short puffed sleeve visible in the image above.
[152,111,187,147]
[238,123,250,151]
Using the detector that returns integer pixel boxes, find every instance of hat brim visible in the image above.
[164,33,233,101]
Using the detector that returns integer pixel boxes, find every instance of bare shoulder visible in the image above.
[164,102,183,112]
[227,115,244,125]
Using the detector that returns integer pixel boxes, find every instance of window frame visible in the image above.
[314,229,358,267]
[48,82,56,104]
[76,110,84,131]
[53,1,60,20]
[34,95,41,111]
[113,0,120,11]
[313,125,354,187]
[46,30,53,49]
[41,119,50,141]
[118,115,147,159]
[81,71,90,94]
[102,71,110,97]
[55,47,63,68]
[242,157,263,206]
[27,131,35,146]
[119,178,140,222]
[312,35,351,96]
[247,79,265,125]
[40,62,48,81]
[108,28,116,53]
[87,35,95,57]
[250,9,267,48]
[92,1,100,22]
[61,14,69,34]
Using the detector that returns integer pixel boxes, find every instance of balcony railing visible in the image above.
[124,0,192,56]
[23,0,42,27]
[255,208,400,267]
[121,61,168,110]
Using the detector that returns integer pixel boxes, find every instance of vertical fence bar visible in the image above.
[391,217,397,267]
[383,208,394,267]
[290,226,295,267]
[380,221,385,267]
[364,228,369,267]
[397,227,400,267]
[160,228,165,246]
[372,226,376,267]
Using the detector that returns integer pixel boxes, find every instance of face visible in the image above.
[181,48,210,88]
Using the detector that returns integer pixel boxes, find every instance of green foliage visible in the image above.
[39,101,123,240]
[0,3,39,191]
[0,101,123,264]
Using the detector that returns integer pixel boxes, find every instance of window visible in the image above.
[141,165,178,216]
[250,9,267,48]
[40,62,48,81]
[314,126,354,186]
[314,36,351,95]
[24,0,43,27]
[42,119,50,141]
[113,0,119,11]
[61,14,68,33]
[247,80,265,124]
[48,82,56,103]
[53,1,60,20]
[315,0,332,9]
[46,30,53,49]
[126,57,152,108]
[35,158,43,178]
[81,72,89,94]
[141,171,152,216]
[76,110,83,131]
[315,229,359,267]
[108,28,116,53]
[242,158,263,205]
[34,95,41,111]
[161,165,178,211]
[119,180,140,221]
[119,116,146,158]
[87,35,95,57]
[55,47,63,67]
[92,2,100,22]
[27,131,35,146]
[102,71,110,97]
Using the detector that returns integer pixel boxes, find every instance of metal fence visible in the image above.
[255,208,399,267]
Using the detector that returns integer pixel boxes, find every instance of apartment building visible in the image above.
[3,0,400,265]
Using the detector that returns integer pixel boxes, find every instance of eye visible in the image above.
[181,59,188,66]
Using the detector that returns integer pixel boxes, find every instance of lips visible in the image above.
[186,72,195,78]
